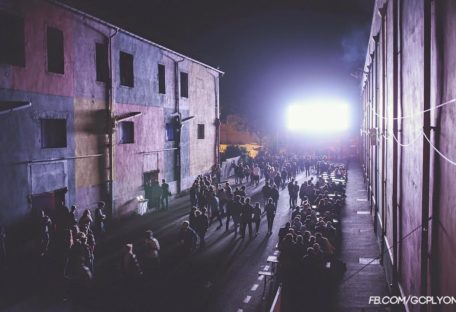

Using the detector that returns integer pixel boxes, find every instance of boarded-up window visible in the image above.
[158,64,166,94]
[96,43,109,82]
[0,12,24,66]
[118,121,134,144]
[180,72,188,98]
[47,27,64,74]
[119,51,134,87]
[197,124,205,140]
[41,119,67,148]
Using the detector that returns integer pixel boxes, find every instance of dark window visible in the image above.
[118,121,134,144]
[96,43,109,82]
[158,64,166,94]
[0,12,24,66]
[180,72,188,98]
[41,119,67,148]
[119,51,134,87]
[197,124,205,140]
[165,123,175,141]
[47,27,64,74]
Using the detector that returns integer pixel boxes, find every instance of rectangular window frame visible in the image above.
[197,124,205,140]
[47,26,64,74]
[158,64,166,94]
[95,42,109,83]
[119,51,134,87]
[41,118,67,148]
[118,121,135,144]
[0,11,25,67]
[180,72,188,98]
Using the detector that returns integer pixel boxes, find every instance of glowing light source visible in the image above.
[287,99,350,133]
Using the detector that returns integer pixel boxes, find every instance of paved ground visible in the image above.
[1,162,398,312]
[334,161,392,312]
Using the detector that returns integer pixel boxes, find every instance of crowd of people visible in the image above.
[181,152,345,251]
[22,200,108,301]
[0,149,350,310]
[275,161,348,311]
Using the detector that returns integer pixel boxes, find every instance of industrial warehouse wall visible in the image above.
[362,1,456,311]
[187,62,219,189]
[0,0,79,226]
[0,0,221,223]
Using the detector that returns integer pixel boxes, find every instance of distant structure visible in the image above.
[0,0,223,223]
[220,115,261,158]
[361,0,455,310]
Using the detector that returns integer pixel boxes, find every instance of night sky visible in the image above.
[60,0,374,135]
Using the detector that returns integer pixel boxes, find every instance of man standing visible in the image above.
[178,221,198,255]
[94,201,106,237]
[264,198,276,235]
[287,178,295,208]
[225,193,234,232]
[160,179,170,210]
[240,197,254,240]
[271,185,280,207]
[208,192,223,230]
[262,182,271,206]
[231,195,242,237]
[38,210,52,256]
[138,230,160,276]
[195,208,209,249]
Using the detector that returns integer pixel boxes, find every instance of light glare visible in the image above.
[287,99,350,133]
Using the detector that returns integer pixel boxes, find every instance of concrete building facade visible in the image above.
[0,0,222,226]
[361,1,456,311]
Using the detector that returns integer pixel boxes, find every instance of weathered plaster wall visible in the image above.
[113,103,163,216]
[362,1,456,310]
[188,62,218,184]
[113,32,162,107]
[434,0,456,304]
[74,97,107,210]
[1,0,75,97]
[0,89,75,223]
[0,0,221,223]
[399,0,424,300]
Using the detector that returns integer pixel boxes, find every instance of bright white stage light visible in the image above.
[287,99,350,133]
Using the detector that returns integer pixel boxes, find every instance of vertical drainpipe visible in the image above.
[379,4,387,266]
[398,0,404,281]
[430,0,443,299]
[368,56,374,205]
[174,58,184,194]
[366,72,371,182]
[213,74,220,169]
[373,33,380,235]
[420,0,431,304]
[392,0,399,291]
[107,28,118,219]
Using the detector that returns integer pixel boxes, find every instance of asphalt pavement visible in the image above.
[2,162,392,312]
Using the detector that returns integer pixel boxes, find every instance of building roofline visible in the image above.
[48,0,224,75]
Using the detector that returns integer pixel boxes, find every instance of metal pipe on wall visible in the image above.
[107,28,119,219]
[420,0,432,304]
[174,57,184,194]
[373,33,380,235]
[430,0,444,299]
[391,0,399,291]
[379,3,387,266]
[398,0,404,284]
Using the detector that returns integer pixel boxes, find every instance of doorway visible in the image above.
[31,187,67,220]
